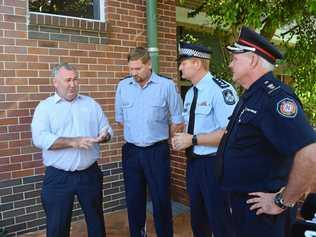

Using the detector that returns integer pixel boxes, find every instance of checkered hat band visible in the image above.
[180,48,210,59]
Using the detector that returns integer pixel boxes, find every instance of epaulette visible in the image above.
[122,74,132,80]
[157,73,173,80]
[212,77,230,89]
[262,80,281,95]
[263,80,303,107]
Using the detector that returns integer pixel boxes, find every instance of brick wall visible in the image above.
[0,0,184,236]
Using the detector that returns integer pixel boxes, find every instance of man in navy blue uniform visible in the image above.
[217,26,316,237]
[172,42,237,237]
[115,47,184,237]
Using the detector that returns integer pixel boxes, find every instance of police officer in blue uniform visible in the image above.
[216,26,316,237]
[172,42,237,237]
[115,47,184,237]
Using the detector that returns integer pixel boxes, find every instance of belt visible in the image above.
[129,139,168,148]
[187,152,217,160]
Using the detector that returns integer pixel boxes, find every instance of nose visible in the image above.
[69,80,75,87]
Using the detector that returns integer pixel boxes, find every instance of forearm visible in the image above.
[49,137,77,150]
[196,129,225,146]
[170,123,185,137]
[283,143,316,205]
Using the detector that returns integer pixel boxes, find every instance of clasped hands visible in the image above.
[171,133,193,151]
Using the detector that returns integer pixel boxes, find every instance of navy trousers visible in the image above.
[229,192,296,237]
[41,162,106,237]
[186,157,235,237]
[122,141,173,237]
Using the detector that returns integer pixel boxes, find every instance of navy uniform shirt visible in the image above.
[115,72,183,146]
[183,72,238,155]
[222,72,316,192]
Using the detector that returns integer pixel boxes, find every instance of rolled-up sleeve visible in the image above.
[96,102,114,138]
[115,83,124,124]
[31,102,59,150]
[168,82,184,124]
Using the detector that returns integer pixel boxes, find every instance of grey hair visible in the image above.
[51,63,78,78]
[258,56,275,72]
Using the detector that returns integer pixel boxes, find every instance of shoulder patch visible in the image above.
[263,80,281,95]
[212,77,230,89]
[222,89,236,105]
[277,98,298,118]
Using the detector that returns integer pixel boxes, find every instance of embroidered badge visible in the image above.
[222,89,236,105]
[277,98,298,118]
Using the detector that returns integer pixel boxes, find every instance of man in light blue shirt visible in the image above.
[31,63,112,237]
[172,43,237,237]
[115,47,183,237]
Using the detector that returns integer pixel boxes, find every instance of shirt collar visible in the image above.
[195,72,212,91]
[53,92,81,103]
[128,72,159,86]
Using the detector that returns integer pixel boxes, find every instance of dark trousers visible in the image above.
[186,157,235,237]
[41,162,106,237]
[122,141,173,237]
[229,192,296,237]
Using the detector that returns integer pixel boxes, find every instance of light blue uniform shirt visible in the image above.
[183,72,238,155]
[115,72,183,146]
[31,93,113,171]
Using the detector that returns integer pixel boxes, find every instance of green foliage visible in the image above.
[29,0,94,19]
[183,0,316,125]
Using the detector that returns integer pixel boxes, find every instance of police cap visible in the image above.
[178,42,211,61]
[227,26,283,64]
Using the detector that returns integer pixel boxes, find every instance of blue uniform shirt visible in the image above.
[115,72,183,146]
[183,72,238,155]
[31,93,113,171]
[222,72,316,192]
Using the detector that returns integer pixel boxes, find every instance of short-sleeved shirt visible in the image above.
[31,93,113,171]
[115,72,183,146]
[183,72,238,155]
[222,72,316,192]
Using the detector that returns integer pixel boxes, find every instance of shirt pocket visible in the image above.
[234,111,261,148]
[195,105,212,117]
[122,101,134,122]
[150,100,167,122]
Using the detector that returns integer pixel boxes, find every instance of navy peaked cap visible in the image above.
[227,26,283,64]
[178,42,211,61]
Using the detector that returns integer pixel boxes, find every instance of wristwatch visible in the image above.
[274,191,295,209]
[192,134,198,146]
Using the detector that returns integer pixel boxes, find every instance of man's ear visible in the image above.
[250,54,259,67]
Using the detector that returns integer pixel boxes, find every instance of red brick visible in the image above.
[22,160,42,169]
[9,139,31,148]
[16,71,38,77]
[28,47,49,55]
[9,124,30,132]
[0,172,11,181]
[10,154,32,163]
[0,148,20,158]
[12,169,34,178]
[16,54,38,62]
[0,86,16,93]
[5,62,27,70]
[0,118,18,125]
[5,30,27,38]
[0,141,9,150]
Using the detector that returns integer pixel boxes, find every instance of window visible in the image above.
[29,0,105,21]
